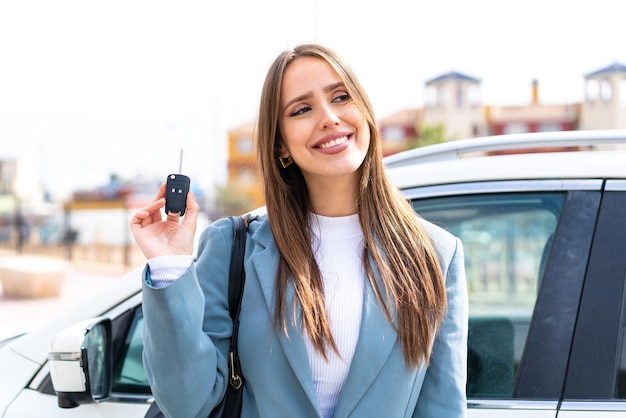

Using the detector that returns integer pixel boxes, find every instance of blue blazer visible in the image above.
[142,215,468,418]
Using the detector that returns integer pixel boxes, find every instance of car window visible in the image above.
[412,192,564,399]
[112,306,150,394]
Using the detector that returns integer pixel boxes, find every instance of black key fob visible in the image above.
[165,174,190,216]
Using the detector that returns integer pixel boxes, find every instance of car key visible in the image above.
[165,148,191,216]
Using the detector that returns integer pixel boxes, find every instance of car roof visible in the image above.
[384,130,626,189]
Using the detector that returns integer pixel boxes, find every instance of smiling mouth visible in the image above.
[317,135,350,149]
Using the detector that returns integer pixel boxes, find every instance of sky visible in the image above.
[1,0,625,202]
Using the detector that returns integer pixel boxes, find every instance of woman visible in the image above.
[131,43,468,418]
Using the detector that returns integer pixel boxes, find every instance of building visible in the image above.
[485,80,580,135]
[378,108,421,156]
[228,61,626,204]
[226,121,263,209]
[580,62,626,130]
[421,71,486,140]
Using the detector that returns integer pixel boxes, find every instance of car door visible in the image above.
[558,180,626,417]
[404,179,603,417]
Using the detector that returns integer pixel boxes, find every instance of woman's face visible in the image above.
[278,56,370,187]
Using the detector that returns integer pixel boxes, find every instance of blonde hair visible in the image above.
[257,43,446,367]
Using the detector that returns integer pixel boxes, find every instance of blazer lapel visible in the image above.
[331,276,398,418]
[248,220,321,413]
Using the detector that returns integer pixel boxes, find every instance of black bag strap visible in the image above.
[228,215,248,323]
[226,214,254,390]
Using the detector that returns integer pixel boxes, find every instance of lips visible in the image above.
[314,134,351,149]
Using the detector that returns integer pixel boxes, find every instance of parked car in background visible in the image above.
[2,129,626,417]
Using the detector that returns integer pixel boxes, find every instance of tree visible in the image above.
[214,185,255,218]
[410,123,447,149]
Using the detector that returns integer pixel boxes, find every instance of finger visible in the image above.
[130,209,149,227]
[130,209,157,237]
[131,197,165,227]
[149,198,166,222]
[144,197,166,216]
[181,191,200,228]
[154,183,166,201]
[135,185,166,220]
[166,213,181,223]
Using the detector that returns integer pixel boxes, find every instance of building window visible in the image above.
[601,80,613,102]
[237,137,253,154]
[538,123,561,132]
[425,86,437,107]
[456,86,464,108]
[586,79,599,103]
[382,126,406,143]
[437,86,447,107]
[620,79,626,106]
[237,167,257,185]
[468,85,481,107]
[503,123,528,135]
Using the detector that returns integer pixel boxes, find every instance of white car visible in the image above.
[3,129,626,417]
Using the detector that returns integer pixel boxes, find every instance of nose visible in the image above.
[318,104,340,129]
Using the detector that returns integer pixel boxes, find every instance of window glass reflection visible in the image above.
[413,192,564,398]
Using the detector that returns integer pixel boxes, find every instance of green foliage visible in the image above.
[410,124,447,149]
[214,185,255,217]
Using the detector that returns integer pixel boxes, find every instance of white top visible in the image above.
[306,213,364,418]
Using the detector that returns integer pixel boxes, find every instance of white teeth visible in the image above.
[318,136,348,149]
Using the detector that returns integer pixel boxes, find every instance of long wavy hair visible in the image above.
[256,43,446,367]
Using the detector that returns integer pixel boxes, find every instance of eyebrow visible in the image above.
[282,81,346,113]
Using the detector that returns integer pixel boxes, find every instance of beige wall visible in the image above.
[422,80,485,140]
[580,72,626,130]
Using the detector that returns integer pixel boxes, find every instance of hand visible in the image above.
[130,183,200,260]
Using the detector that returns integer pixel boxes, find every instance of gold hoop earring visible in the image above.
[279,155,293,168]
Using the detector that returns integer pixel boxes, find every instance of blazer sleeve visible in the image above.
[413,235,468,418]
[141,218,235,418]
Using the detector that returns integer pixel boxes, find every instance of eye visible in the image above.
[332,91,351,103]
[288,104,311,117]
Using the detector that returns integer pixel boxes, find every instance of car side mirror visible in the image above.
[48,317,112,408]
